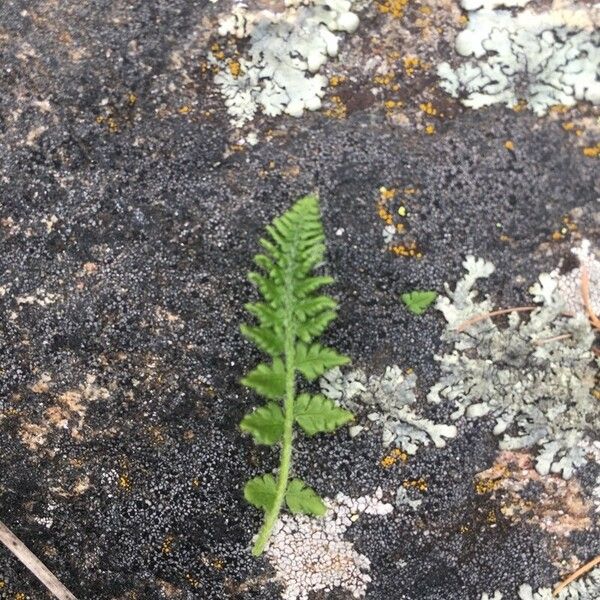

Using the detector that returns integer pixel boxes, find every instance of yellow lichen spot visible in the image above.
[377,0,409,18]
[475,478,501,495]
[549,104,570,114]
[228,60,241,78]
[404,187,417,195]
[107,117,119,133]
[374,72,396,87]
[212,558,225,570]
[425,123,436,135]
[459,524,470,533]
[95,115,105,124]
[486,510,497,524]
[15,593,26,600]
[390,242,422,258]
[329,75,346,87]
[192,478,201,488]
[118,473,132,491]
[562,122,575,131]
[380,186,397,200]
[128,92,137,105]
[179,105,191,115]
[380,448,409,468]
[504,140,515,151]
[385,100,397,109]
[458,14,469,24]
[185,573,202,589]
[162,535,174,554]
[398,205,407,217]
[402,478,428,491]
[419,5,432,14]
[403,56,429,76]
[419,102,438,116]
[582,144,600,158]
[512,99,528,112]
[324,95,347,119]
[551,230,564,241]
[210,43,225,61]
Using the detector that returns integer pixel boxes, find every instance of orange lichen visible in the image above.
[380,448,409,468]
[390,242,422,258]
[504,140,515,151]
[582,144,600,158]
[425,123,436,135]
[118,473,132,491]
[402,478,428,491]
[511,99,528,112]
[329,75,346,86]
[377,0,409,18]
[228,60,241,77]
[324,95,347,119]
[162,535,174,554]
[178,105,191,115]
[403,56,429,76]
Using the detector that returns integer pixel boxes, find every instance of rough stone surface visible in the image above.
[0,0,598,599]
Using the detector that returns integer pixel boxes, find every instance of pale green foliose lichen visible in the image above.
[428,256,599,479]
[213,0,359,127]
[320,365,457,453]
[437,0,600,115]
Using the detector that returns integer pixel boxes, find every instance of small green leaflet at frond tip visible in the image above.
[294,393,354,435]
[401,290,438,315]
[285,479,327,516]
[240,403,284,445]
[241,358,286,399]
[244,474,277,512]
[295,342,350,381]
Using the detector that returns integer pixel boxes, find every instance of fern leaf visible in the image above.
[240,195,351,555]
[295,275,334,298]
[285,479,326,516]
[241,403,285,445]
[240,324,284,357]
[244,474,277,512]
[294,393,354,435]
[295,342,350,380]
[241,359,286,399]
[295,296,338,320]
[296,310,338,343]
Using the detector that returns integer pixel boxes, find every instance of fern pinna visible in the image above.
[240,194,353,555]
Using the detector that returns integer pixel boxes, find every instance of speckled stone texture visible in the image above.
[1,0,599,599]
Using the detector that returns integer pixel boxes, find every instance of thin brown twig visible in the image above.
[581,265,600,331]
[0,520,78,600]
[455,306,536,332]
[533,333,572,346]
[553,555,600,596]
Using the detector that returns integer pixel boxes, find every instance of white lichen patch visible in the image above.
[265,488,393,599]
[437,0,600,115]
[428,256,599,479]
[213,0,359,126]
[320,365,457,452]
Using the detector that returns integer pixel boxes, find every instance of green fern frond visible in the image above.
[239,194,353,555]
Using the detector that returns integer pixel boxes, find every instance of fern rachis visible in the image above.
[240,194,352,555]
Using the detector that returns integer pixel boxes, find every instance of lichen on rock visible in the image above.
[437,0,600,115]
[428,256,599,479]
[213,0,359,126]
[320,365,457,453]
